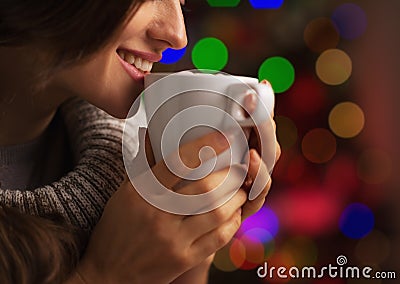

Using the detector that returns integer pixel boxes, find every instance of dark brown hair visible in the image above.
[0,207,85,284]
[0,0,143,77]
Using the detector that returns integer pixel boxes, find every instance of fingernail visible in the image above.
[260,79,270,86]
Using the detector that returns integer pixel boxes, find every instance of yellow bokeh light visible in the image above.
[304,17,340,53]
[316,49,352,85]
[329,102,365,138]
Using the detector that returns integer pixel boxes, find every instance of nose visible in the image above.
[147,0,188,50]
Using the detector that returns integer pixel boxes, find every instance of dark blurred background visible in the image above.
[154,0,399,283]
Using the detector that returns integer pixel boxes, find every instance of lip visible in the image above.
[117,54,146,83]
[118,48,162,63]
[116,49,162,83]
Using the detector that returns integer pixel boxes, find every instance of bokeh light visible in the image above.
[357,148,392,184]
[329,102,365,138]
[272,186,341,236]
[316,49,352,85]
[332,3,367,40]
[258,56,295,93]
[192,37,228,71]
[302,128,336,164]
[339,203,374,239]
[236,206,279,243]
[249,0,284,9]
[229,237,246,268]
[160,47,186,64]
[207,0,240,7]
[237,236,266,270]
[355,230,391,265]
[304,17,340,53]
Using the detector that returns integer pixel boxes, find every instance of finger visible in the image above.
[190,208,242,262]
[243,91,257,117]
[182,188,247,240]
[247,149,272,201]
[174,165,238,195]
[151,131,230,189]
[242,149,271,220]
[251,118,278,170]
[260,79,274,117]
[242,178,272,220]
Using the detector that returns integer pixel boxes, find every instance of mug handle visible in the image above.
[226,82,273,127]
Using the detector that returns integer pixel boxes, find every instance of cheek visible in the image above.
[54,55,144,118]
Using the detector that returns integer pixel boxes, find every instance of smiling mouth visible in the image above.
[117,49,154,73]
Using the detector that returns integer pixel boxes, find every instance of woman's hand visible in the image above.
[73,131,247,284]
[169,80,281,283]
[241,80,281,219]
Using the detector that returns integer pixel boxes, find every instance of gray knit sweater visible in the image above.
[0,98,131,231]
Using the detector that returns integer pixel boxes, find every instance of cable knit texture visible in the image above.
[0,98,128,231]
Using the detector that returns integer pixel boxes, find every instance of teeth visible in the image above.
[142,60,150,72]
[118,50,153,73]
[117,50,125,61]
[135,57,142,70]
[125,53,135,65]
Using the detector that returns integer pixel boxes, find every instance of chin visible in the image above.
[97,91,142,119]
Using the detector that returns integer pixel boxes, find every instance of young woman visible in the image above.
[0,0,280,283]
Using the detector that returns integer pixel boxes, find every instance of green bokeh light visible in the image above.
[192,37,228,72]
[207,0,241,7]
[258,57,295,93]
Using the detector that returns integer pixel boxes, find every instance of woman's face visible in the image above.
[50,0,187,118]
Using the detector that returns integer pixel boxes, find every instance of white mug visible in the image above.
[143,70,275,179]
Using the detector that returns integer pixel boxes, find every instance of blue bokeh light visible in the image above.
[249,0,284,9]
[332,3,367,40]
[160,47,187,64]
[339,203,374,239]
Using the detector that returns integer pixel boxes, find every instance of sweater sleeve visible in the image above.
[0,98,133,231]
